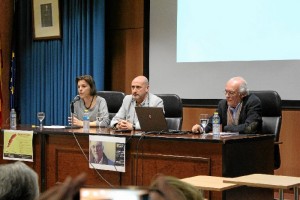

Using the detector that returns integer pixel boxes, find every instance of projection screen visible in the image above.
[149,0,300,100]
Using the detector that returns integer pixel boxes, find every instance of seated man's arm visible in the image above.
[110,103,126,128]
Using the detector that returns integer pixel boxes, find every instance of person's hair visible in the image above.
[238,77,249,95]
[230,76,249,96]
[149,175,204,200]
[0,161,39,200]
[76,75,97,96]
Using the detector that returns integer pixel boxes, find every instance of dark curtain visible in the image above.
[15,0,105,125]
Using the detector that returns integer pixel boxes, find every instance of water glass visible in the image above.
[96,112,103,129]
[37,112,45,129]
[200,114,208,134]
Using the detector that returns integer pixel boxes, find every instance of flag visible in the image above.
[10,39,16,110]
[10,4,17,111]
[0,34,3,127]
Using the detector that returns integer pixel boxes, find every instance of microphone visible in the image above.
[70,95,80,114]
[72,95,80,103]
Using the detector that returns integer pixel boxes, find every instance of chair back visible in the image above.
[97,91,125,119]
[250,90,282,169]
[156,94,183,130]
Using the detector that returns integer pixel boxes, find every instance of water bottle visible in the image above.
[212,112,220,135]
[10,108,17,130]
[83,110,90,132]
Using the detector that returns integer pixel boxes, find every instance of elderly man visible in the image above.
[110,75,164,130]
[192,76,262,134]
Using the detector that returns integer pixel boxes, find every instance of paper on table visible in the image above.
[43,125,66,129]
[220,132,239,136]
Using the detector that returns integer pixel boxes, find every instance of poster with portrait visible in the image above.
[89,135,126,172]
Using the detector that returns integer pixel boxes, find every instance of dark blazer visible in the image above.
[205,94,262,134]
[102,153,114,165]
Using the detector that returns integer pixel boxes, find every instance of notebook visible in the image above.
[135,107,168,132]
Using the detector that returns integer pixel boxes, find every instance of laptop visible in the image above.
[135,107,168,132]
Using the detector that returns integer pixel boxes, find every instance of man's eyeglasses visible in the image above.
[224,90,237,96]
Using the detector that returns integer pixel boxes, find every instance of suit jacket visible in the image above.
[205,94,262,134]
[102,153,114,165]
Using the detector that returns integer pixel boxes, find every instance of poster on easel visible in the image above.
[3,130,34,162]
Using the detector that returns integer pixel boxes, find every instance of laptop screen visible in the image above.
[135,107,168,132]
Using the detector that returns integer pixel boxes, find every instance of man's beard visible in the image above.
[132,94,140,100]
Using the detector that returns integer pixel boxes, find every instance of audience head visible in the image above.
[149,175,203,200]
[225,76,249,107]
[131,76,149,104]
[0,161,39,200]
[76,75,97,96]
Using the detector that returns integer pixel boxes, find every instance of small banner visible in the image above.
[3,130,34,162]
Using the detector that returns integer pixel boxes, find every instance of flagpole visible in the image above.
[9,0,17,110]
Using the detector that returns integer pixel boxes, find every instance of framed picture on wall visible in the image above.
[32,0,61,40]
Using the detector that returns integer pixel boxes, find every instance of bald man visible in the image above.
[192,76,262,134]
[110,76,164,130]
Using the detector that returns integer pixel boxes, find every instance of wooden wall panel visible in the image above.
[107,0,144,29]
[107,0,144,94]
[0,0,14,124]
[109,29,144,94]
[275,110,300,177]
[123,29,144,92]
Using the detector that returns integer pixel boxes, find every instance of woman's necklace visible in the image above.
[84,96,94,109]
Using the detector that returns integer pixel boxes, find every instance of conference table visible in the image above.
[0,125,274,200]
[224,174,300,200]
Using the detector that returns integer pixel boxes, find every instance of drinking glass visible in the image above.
[37,112,45,129]
[96,112,103,130]
[199,114,208,134]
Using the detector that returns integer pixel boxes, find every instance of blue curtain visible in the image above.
[16,0,105,125]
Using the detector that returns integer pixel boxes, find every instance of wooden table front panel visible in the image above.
[1,126,274,200]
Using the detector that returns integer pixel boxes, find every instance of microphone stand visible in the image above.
[70,101,75,129]
[70,95,80,129]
